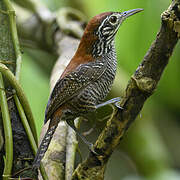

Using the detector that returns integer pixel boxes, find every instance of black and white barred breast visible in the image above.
[68,48,117,113]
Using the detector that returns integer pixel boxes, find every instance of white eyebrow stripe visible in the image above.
[97,16,109,34]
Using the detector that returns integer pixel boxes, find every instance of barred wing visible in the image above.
[45,60,106,123]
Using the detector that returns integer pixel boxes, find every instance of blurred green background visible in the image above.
[19,0,180,179]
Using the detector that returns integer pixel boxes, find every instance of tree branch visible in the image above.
[72,0,180,179]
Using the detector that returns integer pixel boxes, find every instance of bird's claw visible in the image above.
[88,143,99,155]
[115,101,123,110]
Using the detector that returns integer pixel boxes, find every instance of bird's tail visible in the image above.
[32,119,59,169]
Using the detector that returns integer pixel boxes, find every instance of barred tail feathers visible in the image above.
[33,124,57,169]
[33,106,63,169]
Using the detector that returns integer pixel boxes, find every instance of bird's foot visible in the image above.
[115,101,123,110]
[95,97,123,109]
[87,142,99,155]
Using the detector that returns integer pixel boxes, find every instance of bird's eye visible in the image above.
[109,16,118,24]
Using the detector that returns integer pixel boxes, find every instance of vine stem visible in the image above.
[0,73,13,180]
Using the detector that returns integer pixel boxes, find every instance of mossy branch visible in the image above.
[72,0,180,179]
[3,0,22,81]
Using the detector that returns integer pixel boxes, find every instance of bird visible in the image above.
[33,8,143,169]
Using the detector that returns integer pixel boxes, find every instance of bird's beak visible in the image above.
[121,8,143,19]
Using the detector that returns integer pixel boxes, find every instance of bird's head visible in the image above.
[89,9,143,41]
[75,9,143,60]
